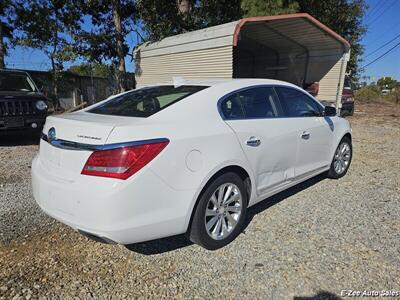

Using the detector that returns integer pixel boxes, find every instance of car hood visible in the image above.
[0,91,47,101]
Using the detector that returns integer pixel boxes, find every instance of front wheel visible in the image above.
[188,172,248,250]
[328,136,352,179]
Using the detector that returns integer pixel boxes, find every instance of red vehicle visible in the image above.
[340,76,354,116]
[304,77,354,117]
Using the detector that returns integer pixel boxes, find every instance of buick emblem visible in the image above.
[48,127,56,142]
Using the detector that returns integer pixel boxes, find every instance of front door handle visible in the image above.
[246,136,261,147]
[301,131,310,140]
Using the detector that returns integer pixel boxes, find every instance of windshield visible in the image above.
[88,85,208,117]
[0,73,37,92]
[344,77,352,90]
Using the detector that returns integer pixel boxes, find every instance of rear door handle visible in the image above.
[246,136,261,147]
[301,131,310,140]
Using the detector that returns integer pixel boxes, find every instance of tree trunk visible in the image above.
[177,0,191,16]
[112,0,127,93]
[50,55,60,110]
[0,23,5,69]
[177,0,192,32]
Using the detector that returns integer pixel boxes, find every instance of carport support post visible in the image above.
[335,51,347,115]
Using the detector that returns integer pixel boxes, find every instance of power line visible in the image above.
[365,32,400,58]
[366,0,388,21]
[366,0,382,18]
[367,0,398,26]
[367,20,400,45]
[363,40,400,68]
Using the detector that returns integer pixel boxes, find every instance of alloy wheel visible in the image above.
[334,142,351,175]
[204,183,243,240]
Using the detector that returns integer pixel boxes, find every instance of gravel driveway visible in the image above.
[1,102,399,299]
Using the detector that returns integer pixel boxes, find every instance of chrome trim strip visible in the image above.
[41,132,169,151]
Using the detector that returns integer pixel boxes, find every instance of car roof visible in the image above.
[142,78,298,89]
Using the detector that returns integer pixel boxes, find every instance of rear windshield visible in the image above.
[88,85,208,117]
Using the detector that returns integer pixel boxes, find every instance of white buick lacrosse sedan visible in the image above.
[32,79,352,250]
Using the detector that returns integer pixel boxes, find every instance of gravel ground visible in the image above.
[0,102,399,299]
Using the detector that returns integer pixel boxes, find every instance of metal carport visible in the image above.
[134,13,350,110]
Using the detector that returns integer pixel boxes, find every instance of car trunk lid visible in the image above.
[39,111,146,181]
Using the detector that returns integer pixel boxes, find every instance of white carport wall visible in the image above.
[134,13,350,111]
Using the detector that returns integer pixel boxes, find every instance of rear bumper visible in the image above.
[31,155,196,244]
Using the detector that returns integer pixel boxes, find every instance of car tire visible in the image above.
[188,172,248,250]
[328,136,352,179]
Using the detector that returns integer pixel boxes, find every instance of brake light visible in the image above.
[81,141,169,179]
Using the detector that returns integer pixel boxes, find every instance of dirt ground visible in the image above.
[0,101,399,299]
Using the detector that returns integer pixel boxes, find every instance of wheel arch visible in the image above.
[342,132,352,143]
[185,164,254,234]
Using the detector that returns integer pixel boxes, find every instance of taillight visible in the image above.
[81,140,169,180]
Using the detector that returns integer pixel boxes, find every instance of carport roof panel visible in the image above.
[233,13,350,50]
[135,13,350,58]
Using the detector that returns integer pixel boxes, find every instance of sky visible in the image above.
[361,0,400,82]
[5,0,400,82]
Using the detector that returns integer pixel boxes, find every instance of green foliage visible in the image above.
[14,0,82,95]
[196,0,243,27]
[76,0,136,63]
[138,0,243,41]
[377,77,397,90]
[137,0,194,41]
[68,63,114,78]
[385,88,400,105]
[15,0,81,61]
[354,85,381,102]
[241,0,299,17]
[76,0,137,92]
[0,0,16,68]
[0,1,14,41]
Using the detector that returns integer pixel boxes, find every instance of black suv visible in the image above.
[0,69,48,132]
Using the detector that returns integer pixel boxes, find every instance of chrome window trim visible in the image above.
[41,132,169,151]
[217,84,325,120]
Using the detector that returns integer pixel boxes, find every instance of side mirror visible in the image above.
[324,106,336,117]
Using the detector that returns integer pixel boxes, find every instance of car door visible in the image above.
[275,86,335,177]
[220,86,298,196]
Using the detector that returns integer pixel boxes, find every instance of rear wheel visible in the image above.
[328,136,352,179]
[188,172,248,250]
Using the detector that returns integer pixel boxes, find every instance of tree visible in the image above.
[177,0,191,21]
[241,0,299,17]
[197,0,243,27]
[377,76,397,90]
[76,0,136,93]
[15,0,82,103]
[354,84,380,102]
[296,0,366,81]
[68,62,114,78]
[0,0,15,69]
[138,0,243,41]
[138,0,194,41]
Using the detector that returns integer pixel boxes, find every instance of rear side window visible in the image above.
[220,87,281,120]
[88,85,208,117]
[275,87,322,117]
